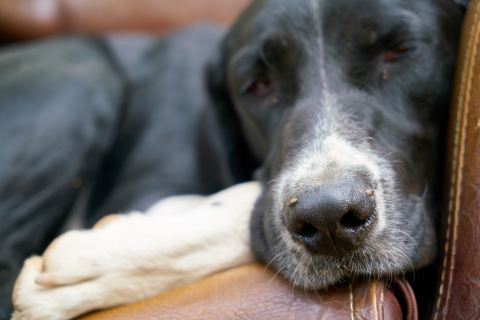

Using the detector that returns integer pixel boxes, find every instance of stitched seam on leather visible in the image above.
[433,2,480,319]
[372,281,379,320]
[350,282,355,320]
[379,282,384,320]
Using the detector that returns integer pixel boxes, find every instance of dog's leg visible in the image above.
[0,38,123,319]
[11,182,261,320]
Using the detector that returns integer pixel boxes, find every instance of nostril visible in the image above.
[296,221,317,239]
[339,211,368,229]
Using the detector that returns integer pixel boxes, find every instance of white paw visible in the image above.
[11,215,129,320]
[11,214,167,320]
[11,182,261,320]
[12,256,88,320]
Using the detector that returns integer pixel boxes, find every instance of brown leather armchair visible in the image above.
[431,0,480,318]
[1,0,479,319]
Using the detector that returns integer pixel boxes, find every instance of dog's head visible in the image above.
[207,0,465,289]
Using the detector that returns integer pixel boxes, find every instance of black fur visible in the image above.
[208,0,465,313]
[0,0,468,318]
[0,27,231,318]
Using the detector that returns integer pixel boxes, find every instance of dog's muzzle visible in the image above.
[282,176,377,257]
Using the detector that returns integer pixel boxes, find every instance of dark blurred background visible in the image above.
[0,0,250,44]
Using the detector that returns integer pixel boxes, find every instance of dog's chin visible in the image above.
[254,188,437,291]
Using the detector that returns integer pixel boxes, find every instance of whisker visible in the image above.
[380,151,396,159]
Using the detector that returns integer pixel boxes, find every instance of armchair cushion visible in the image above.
[79,264,413,320]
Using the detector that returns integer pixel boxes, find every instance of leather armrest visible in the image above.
[432,0,480,318]
[79,264,415,320]
[0,0,249,41]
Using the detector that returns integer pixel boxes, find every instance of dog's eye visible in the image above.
[246,77,275,97]
[385,45,415,62]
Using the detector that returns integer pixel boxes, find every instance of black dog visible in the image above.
[0,0,468,317]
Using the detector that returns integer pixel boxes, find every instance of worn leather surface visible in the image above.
[432,0,480,319]
[79,264,412,320]
[0,0,249,40]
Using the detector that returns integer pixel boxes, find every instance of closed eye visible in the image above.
[245,77,275,97]
[384,44,416,63]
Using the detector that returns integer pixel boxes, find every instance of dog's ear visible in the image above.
[201,42,260,184]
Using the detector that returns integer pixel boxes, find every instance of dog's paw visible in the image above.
[10,217,151,320]
[35,231,101,287]
[31,214,131,288]
[12,256,73,320]
[11,249,136,320]
[11,215,134,320]
[11,182,261,320]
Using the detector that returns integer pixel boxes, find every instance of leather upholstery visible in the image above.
[432,0,480,318]
[78,264,411,320]
[0,0,249,40]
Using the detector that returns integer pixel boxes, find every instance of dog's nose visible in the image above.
[282,180,376,257]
